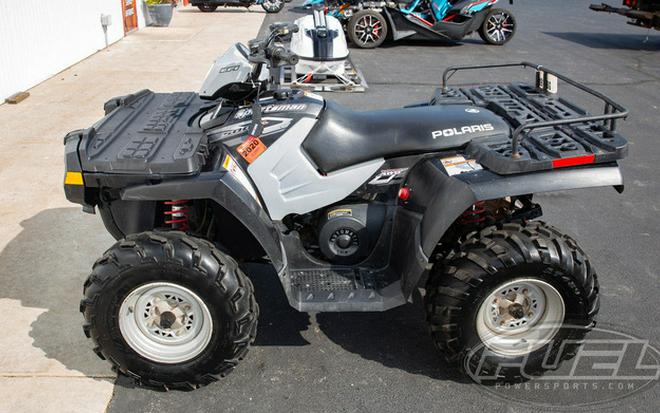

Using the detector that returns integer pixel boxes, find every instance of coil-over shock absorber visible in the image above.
[163,200,190,231]
[459,201,488,226]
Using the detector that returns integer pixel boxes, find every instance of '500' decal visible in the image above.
[218,64,241,73]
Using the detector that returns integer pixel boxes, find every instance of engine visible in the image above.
[317,203,386,264]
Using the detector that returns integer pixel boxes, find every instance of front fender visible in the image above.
[393,157,623,297]
[120,170,284,272]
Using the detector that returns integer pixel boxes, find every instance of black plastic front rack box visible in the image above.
[432,62,629,175]
[75,90,210,176]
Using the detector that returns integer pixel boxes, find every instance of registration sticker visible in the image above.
[440,155,483,176]
[237,135,267,164]
[222,154,261,206]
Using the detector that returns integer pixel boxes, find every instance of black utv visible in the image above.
[65,24,628,389]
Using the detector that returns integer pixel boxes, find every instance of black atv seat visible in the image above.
[302,100,509,173]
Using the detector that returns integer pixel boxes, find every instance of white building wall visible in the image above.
[0,0,146,101]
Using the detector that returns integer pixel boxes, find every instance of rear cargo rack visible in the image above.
[437,62,629,174]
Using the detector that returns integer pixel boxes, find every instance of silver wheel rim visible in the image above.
[263,0,282,11]
[118,282,213,364]
[354,15,384,45]
[486,12,514,43]
[476,278,565,356]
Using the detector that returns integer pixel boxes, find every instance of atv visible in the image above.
[66,23,628,388]
[306,0,516,48]
[191,0,288,13]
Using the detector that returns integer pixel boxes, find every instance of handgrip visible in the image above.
[271,47,299,66]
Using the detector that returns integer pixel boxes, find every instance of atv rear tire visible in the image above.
[80,231,258,389]
[425,222,599,382]
[261,0,284,13]
[348,10,388,49]
[197,4,218,12]
[479,8,516,45]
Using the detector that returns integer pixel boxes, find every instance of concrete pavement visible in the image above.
[0,6,265,413]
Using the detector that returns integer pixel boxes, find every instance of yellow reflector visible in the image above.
[65,171,84,186]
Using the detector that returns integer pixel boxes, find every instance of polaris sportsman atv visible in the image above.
[191,0,288,13]
[66,23,629,389]
[314,0,516,48]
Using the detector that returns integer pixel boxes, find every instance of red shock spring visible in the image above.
[459,201,488,226]
[164,200,190,231]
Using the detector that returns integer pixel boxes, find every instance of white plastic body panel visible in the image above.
[199,43,253,99]
[247,117,384,221]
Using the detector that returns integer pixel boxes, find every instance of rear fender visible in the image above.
[393,157,623,297]
[120,170,284,272]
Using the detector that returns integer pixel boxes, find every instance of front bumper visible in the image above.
[63,130,95,212]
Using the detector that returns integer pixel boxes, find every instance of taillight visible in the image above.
[552,154,596,168]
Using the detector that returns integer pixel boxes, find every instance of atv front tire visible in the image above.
[80,231,258,389]
[426,222,599,382]
[348,10,388,48]
[479,8,516,45]
[197,4,218,12]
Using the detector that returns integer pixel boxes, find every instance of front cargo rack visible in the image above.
[433,62,629,174]
[75,90,209,176]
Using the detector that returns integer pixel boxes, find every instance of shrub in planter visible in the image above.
[146,0,177,27]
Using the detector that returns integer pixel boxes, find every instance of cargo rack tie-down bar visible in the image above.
[441,62,628,159]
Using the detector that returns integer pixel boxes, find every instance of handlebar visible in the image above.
[248,23,300,68]
[271,47,299,66]
[245,22,300,91]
